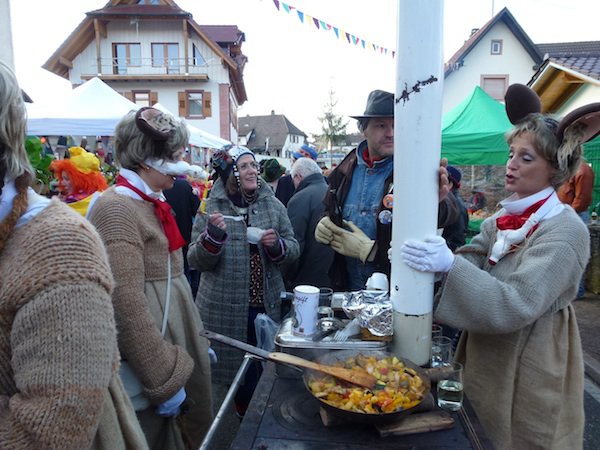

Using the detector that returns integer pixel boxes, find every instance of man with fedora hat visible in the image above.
[315,89,458,291]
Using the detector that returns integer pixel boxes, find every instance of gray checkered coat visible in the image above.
[188,178,299,381]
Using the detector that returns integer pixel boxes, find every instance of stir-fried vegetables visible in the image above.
[307,354,426,414]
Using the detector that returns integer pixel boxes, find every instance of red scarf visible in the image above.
[116,175,186,252]
[496,194,551,233]
[362,147,384,168]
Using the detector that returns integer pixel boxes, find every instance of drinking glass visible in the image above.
[431,336,453,367]
[437,362,464,411]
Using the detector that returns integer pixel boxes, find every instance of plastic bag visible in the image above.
[254,313,279,352]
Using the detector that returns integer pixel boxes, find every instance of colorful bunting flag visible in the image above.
[270,1,393,57]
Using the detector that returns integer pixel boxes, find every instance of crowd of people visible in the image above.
[3,51,600,449]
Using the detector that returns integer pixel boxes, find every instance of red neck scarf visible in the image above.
[116,175,186,252]
[496,194,551,232]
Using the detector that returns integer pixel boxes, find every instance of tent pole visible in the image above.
[390,0,445,366]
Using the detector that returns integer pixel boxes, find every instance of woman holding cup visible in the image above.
[399,85,599,449]
[188,146,299,416]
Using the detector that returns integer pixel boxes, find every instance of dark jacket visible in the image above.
[324,142,459,291]
[442,190,469,252]
[285,172,334,290]
[275,174,295,206]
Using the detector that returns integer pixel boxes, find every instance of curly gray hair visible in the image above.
[114,109,189,170]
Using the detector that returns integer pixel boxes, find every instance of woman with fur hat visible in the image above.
[88,107,213,449]
[188,146,299,416]
[50,146,108,216]
[0,61,147,449]
[399,84,599,449]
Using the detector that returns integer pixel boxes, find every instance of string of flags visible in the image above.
[271,0,396,58]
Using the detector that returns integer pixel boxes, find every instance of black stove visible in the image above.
[231,363,491,449]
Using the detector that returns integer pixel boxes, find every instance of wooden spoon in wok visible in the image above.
[202,329,376,389]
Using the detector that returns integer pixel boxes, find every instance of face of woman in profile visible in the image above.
[236,154,259,192]
[505,131,555,199]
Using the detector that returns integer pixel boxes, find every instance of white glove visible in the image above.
[400,236,455,273]
[156,387,186,417]
[208,347,218,365]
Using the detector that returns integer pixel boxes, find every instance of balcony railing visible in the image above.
[91,58,210,76]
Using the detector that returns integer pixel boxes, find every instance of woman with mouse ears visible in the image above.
[398,85,600,449]
[188,145,299,417]
[88,107,213,450]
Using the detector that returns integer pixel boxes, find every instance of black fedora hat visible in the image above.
[350,90,394,119]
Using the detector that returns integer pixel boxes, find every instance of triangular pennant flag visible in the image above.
[312,17,320,29]
[392,50,396,58]
[320,20,330,30]
[345,32,351,43]
[361,39,366,48]
[273,0,280,10]
[333,27,339,38]
[297,10,304,22]
[351,35,357,45]
[282,2,291,13]
[305,14,312,25]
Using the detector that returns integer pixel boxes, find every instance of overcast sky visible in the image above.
[9,0,600,137]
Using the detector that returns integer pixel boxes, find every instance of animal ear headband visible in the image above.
[135,107,177,141]
[504,83,600,145]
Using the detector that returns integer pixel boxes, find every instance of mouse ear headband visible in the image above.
[505,84,600,169]
[505,83,600,144]
[135,107,177,141]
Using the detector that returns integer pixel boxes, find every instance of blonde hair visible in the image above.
[114,109,190,170]
[505,113,582,188]
[0,61,34,180]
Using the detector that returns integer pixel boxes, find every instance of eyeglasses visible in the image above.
[237,161,259,171]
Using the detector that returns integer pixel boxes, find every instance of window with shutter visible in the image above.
[180,90,211,119]
[481,76,508,101]
[178,91,187,117]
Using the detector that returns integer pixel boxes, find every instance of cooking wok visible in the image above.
[202,330,431,425]
[303,349,431,425]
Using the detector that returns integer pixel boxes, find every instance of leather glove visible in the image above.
[400,236,455,273]
[156,387,186,417]
[315,216,338,245]
[329,220,375,263]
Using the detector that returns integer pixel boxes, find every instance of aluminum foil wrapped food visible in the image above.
[342,290,393,337]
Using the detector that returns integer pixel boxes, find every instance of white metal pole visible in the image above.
[0,0,15,69]
[390,0,445,365]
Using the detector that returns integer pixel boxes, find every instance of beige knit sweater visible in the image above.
[0,199,147,449]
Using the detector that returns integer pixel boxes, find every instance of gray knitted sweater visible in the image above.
[436,206,589,449]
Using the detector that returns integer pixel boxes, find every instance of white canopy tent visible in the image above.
[26,77,139,136]
[26,78,230,149]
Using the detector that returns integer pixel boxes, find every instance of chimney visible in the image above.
[470,28,479,37]
[271,110,275,115]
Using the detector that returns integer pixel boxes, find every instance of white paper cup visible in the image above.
[365,272,389,291]
[247,227,265,244]
[292,285,320,336]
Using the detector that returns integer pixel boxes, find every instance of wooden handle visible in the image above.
[269,352,321,371]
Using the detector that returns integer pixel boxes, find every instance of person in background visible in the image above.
[399,84,599,449]
[188,146,299,417]
[261,158,287,192]
[88,107,213,449]
[0,60,147,449]
[558,157,595,298]
[558,158,594,223]
[275,143,319,206]
[468,188,487,213]
[50,146,108,216]
[164,176,201,297]
[315,89,457,291]
[443,165,469,251]
[285,157,334,290]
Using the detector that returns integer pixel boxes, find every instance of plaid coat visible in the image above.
[188,179,299,381]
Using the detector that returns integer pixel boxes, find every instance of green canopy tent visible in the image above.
[441,86,512,165]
